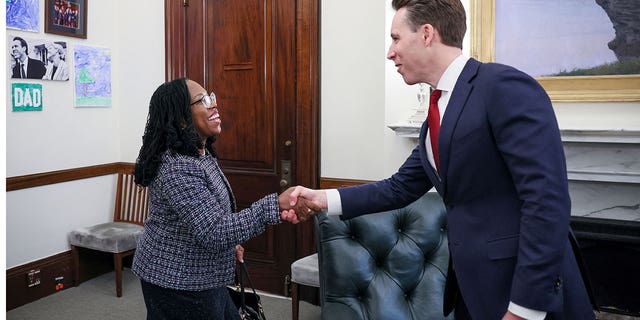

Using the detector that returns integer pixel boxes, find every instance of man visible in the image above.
[289,0,596,319]
[11,36,46,79]
[43,43,70,81]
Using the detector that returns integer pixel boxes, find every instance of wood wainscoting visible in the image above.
[5,173,368,311]
[319,177,371,189]
[6,252,74,311]
[6,163,134,311]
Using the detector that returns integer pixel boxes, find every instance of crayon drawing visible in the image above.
[74,45,112,107]
[6,0,39,32]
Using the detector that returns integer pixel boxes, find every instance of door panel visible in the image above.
[165,0,319,296]
[207,0,273,167]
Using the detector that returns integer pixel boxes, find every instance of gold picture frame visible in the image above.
[469,0,640,102]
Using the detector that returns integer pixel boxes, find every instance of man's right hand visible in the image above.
[287,186,328,222]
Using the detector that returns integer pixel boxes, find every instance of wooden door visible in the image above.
[165,0,319,295]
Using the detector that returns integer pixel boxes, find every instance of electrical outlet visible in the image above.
[27,269,41,287]
[55,276,64,291]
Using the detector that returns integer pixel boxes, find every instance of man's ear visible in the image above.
[421,24,435,46]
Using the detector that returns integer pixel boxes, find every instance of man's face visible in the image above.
[386,8,428,85]
[11,40,27,61]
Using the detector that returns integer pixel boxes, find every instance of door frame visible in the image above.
[163,0,320,261]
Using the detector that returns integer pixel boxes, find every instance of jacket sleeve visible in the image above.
[160,158,281,253]
[338,146,433,219]
[486,66,570,311]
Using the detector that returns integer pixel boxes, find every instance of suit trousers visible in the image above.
[455,295,472,320]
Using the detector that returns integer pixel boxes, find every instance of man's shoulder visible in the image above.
[29,57,44,64]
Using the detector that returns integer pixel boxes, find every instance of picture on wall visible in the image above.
[470,0,640,102]
[8,35,69,81]
[12,83,43,112]
[494,0,637,78]
[44,0,87,39]
[74,45,112,107]
[6,0,39,32]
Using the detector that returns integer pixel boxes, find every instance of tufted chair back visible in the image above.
[317,192,452,320]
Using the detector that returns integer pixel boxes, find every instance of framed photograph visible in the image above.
[8,35,69,81]
[44,0,87,39]
[469,0,640,102]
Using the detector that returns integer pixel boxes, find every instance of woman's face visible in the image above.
[187,79,221,142]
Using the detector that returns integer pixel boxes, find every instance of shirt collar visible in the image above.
[434,54,469,92]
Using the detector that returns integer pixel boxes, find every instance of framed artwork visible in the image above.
[6,0,39,32]
[74,45,112,107]
[469,0,640,102]
[44,0,87,39]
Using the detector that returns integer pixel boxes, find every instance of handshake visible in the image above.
[278,186,327,224]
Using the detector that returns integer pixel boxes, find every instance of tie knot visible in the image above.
[430,89,442,105]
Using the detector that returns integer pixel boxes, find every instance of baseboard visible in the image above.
[6,248,131,311]
[6,251,74,311]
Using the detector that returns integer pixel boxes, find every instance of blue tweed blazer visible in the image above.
[132,151,281,290]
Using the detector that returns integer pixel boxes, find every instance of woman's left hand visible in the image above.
[235,244,244,263]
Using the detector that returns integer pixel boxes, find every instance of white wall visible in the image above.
[5,0,164,268]
[320,1,387,180]
[320,0,640,181]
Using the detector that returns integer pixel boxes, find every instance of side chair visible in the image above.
[68,165,149,297]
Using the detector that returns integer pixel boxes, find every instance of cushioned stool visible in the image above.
[290,253,319,320]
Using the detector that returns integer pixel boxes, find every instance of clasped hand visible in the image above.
[278,186,327,224]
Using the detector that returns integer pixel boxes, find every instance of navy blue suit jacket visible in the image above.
[338,59,594,319]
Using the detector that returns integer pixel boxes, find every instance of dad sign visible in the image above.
[12,83,43,111]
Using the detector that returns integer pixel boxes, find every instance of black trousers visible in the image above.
[140,280,240,320]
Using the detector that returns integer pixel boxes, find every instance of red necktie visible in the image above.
[428,89,442,172]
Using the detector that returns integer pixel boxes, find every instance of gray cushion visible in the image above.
[68,222,143,253]
[291,253,319,287]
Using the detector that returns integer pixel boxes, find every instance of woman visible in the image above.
[132,78,311,319]
[42,42,69,81]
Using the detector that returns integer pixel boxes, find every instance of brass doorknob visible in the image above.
[280,179,289,187]
[284,140,292,147]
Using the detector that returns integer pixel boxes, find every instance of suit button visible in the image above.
[555,278,562,290]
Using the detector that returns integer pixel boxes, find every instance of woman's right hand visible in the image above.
[235,244,244,263]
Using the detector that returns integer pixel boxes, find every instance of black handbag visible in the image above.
[227,262,267,320]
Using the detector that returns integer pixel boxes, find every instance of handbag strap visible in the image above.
[237,262,260,307]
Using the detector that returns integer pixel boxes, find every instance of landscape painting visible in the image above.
[495,0,639,78]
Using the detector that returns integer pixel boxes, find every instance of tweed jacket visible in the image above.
[132,151,281,290]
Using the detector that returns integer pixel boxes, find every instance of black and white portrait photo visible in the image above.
[9,35,69,81]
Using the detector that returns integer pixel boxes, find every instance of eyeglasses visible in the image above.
[190,92,217,109]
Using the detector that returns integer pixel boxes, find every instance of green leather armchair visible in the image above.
[317,192,453,319]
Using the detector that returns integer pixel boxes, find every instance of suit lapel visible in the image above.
[418,113,444,194]
[438,59,481,195]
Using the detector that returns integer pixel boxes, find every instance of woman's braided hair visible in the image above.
[134,78,216,186]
